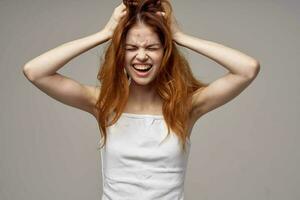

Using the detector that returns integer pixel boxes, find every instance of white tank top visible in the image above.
[98,112,191,200]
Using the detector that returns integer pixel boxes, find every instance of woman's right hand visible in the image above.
[103,3,127,39]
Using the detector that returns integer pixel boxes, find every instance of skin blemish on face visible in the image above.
[127,39,155,47]
[124,22,164,87]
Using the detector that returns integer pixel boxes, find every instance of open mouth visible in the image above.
[131,64,153,73]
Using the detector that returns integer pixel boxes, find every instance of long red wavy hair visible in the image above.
[96,0,207,152]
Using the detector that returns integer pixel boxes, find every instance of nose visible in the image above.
[136,49,148,61]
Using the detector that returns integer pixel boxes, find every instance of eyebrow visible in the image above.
[125,43,161,47]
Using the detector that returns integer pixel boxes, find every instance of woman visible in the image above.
[23,0,260,199]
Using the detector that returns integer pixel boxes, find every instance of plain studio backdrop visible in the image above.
[1,0,299,199]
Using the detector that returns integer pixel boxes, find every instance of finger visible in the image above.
[117,2,126,11]
[121,2,127,9]
[121,10,127,17]
[156,11,166,17]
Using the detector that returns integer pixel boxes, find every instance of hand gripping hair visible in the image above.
[123,0,162,10]
[123,0,169,21]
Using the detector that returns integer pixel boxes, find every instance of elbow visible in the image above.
[246,60,261,80]
[22,63,36,82]
[251,60,261,78]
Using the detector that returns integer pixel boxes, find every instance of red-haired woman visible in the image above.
[23,0,260,199]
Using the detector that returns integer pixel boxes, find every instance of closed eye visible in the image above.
[126,48,136,51]
[148,48,159,51]
[126,48,159,51]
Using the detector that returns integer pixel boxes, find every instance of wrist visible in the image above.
[173,31,185,44]
[98,29,112,41]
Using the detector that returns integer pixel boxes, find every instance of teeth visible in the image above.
[133,64,152,70]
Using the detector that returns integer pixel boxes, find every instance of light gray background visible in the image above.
[1,0,299,199]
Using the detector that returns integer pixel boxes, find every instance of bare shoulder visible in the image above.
[24,71,103,119]
[190,71,259,122]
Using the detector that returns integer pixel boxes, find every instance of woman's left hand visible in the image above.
[156,10,183,42]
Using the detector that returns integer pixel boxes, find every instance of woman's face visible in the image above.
[124,22,164,86]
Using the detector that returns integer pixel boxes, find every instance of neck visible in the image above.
[126,81,162,111]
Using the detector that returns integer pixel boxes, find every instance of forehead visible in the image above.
[125,23,161,45]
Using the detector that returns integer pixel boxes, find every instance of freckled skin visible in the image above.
[124,23,164,86]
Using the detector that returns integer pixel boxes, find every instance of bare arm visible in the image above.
[23,31,110,81]
[23,3,127,118]
[174,32,260,119]
[174,33,259,78]
[166,9,260,119]
[23,31,110,118]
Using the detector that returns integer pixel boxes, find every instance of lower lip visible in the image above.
[132,65,153,77]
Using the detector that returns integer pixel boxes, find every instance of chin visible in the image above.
[131,77,155,86]
[127,67,158,86]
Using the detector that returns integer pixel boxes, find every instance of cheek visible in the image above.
[125,53,133,63]
[153,53,163,65]
[124,56,131,68]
